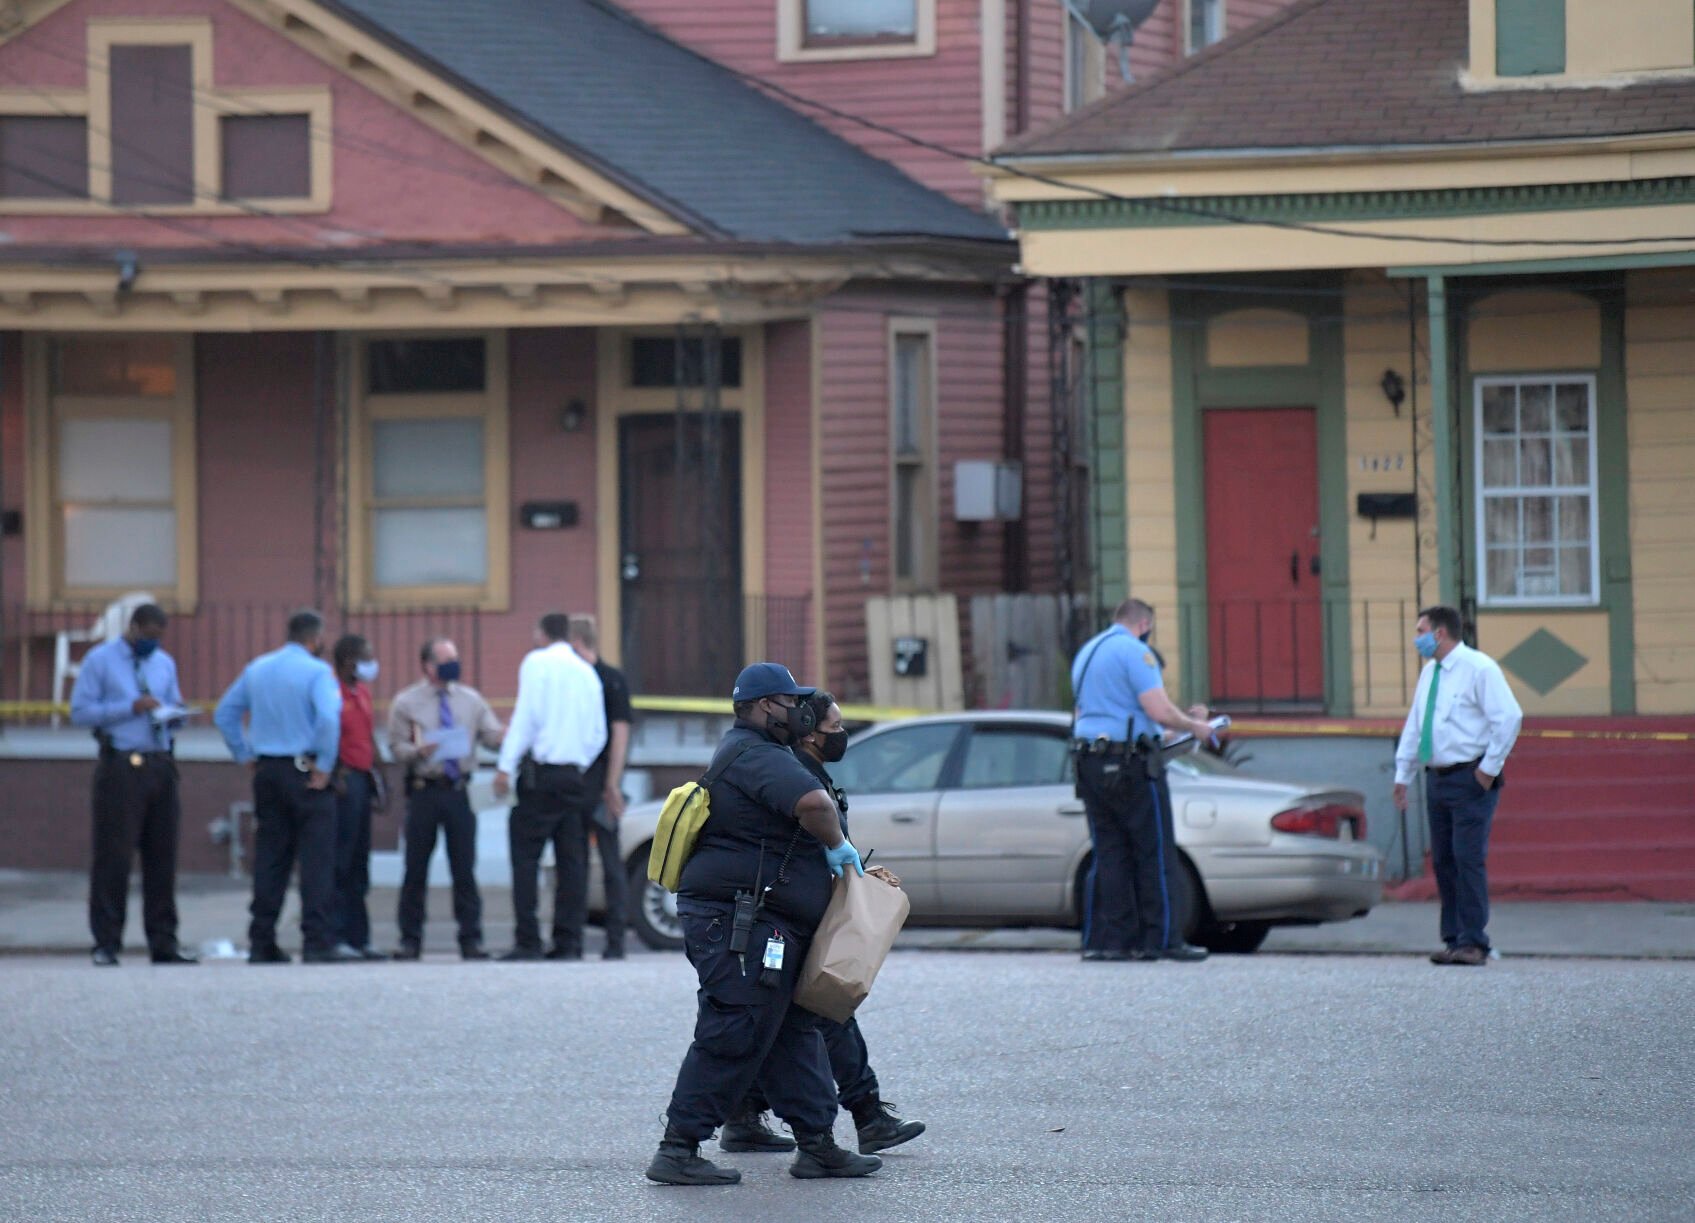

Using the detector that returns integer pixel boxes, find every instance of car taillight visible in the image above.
[1271,804,1366,839]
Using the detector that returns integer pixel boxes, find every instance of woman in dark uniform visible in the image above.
[720,691,927,1157]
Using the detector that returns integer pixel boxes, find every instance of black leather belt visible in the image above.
[411,775,467,792]
[1426,757,1483,776]
[1073,738,1132,754]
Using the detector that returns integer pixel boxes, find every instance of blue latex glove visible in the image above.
[825,840,864,878]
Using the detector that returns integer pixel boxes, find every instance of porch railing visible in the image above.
[0,602,487,717]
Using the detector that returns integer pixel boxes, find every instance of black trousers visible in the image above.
[249,760,337,954]
[333,768,375,950]
[1077,754,1181,953]
[88,753,182,955]
[743,1014,880,1116]
[589,804,627,953]
[665,902,837,1143]
[508,764,596,955]
[397,784,482,946]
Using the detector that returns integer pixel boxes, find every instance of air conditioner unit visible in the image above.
[954,460,1023,522]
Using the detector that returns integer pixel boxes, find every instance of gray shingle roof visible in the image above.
[328,0,1007,245]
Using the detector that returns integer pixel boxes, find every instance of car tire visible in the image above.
[626,847,684,952]
[1196,920,1271,955]
[1073,852,1207,945]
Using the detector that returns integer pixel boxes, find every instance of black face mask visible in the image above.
[764,699,817,744]
[817,729,849,763]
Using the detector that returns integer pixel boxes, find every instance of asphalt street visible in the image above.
[2,952,1692,1223]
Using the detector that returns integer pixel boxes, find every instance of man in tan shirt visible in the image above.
[388,637,503,960]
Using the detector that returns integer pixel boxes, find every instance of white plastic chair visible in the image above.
[51,591,155,727]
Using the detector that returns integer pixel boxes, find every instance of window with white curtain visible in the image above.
[37,334,194,603]
[1475,375,1600,606]
[355,334,507,606]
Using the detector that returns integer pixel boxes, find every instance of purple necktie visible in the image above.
[439,690,461,783]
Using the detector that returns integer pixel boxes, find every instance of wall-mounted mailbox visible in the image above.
[894,636,929,678]
[520,501,579,529]
[1356,492,1416,520]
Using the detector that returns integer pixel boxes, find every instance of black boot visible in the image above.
[719,1104,796,1153]
[850,1095,926,1154]
[789,1130,881,1179]
[645,1124,741,1186]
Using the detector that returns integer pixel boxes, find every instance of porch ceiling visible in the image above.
[0,248,998,331]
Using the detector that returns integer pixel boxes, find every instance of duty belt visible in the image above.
[1071,738,1140,758]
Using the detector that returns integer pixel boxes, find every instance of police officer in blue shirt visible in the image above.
[70,603,196,967]
[646,663,880,1187]
[214,609,349,964]
[1071,598,1216,963]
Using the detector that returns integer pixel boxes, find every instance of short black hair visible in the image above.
[419,637,443,667]
[287,609,324,643]
[804,690,836,722]
[333,634,368,674]
[1419,604,1463,641]
[129,603,167,632]
[732,699,758,721]
[538,612,571,642]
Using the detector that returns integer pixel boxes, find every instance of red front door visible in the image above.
[1202,407,1324,708]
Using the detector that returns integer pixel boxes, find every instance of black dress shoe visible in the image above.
[357,946,388,961]
[91,947,120,967]
[460,942,491,961]
[391,941,422,961]
[302,946,360,963]
[601,946,626,961]
[544,946,582,961]
[150,948,199,965]
[1160,943,1209,962]
[249,945,292,964]
[498,946,544,962]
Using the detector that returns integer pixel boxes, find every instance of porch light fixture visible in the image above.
[1379,368,1406,416]
[560,398,587,432]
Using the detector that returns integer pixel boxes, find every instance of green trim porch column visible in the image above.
[1426,274,1460,607]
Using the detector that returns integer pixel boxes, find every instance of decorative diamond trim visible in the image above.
[1498,628,1588,696]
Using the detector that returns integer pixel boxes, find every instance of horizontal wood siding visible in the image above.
[620,0,991,205]
[762,320,817,676]
[1626,270,1695,713]
[1,0,612,249]
[816,287,1020,700]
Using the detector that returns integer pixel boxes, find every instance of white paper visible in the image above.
[423,725,472,762]
[150,704,195,725]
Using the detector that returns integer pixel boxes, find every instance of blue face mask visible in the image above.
[132,636,160,659]
[1414,631,1438,660]
[435,659,462,684]
[355,660,380,683]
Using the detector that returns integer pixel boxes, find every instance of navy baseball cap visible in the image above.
[732,662,815,702]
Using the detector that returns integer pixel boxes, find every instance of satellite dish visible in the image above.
[1073,0,1158,42]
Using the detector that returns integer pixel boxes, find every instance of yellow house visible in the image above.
[989,0,1695,721]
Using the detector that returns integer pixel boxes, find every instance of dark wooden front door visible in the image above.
[618,413,743,696]
[1202,407,1324,708]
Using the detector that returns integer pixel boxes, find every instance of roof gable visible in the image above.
[326,0,1006,245]
[1001,0,1695,161]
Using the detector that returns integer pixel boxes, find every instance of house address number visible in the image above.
[1357,453,1407,472]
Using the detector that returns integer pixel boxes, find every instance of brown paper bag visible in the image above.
[793,870,912,1023]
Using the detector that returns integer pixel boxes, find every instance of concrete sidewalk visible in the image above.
[2,869,1692,959]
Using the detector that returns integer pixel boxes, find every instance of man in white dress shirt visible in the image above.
[495,613,607,960]
[1393,605,1524,966]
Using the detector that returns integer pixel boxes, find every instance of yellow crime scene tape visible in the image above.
[3,701,1689,741]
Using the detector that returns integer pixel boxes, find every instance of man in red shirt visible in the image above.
[332,635,385,959]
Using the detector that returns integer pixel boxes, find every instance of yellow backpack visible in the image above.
[647,739,763,892]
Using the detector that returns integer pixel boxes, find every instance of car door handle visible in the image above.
[1059,803,1086,816]
[890,811,923,824]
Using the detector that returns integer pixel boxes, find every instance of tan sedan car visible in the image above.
[609,711,1384,953]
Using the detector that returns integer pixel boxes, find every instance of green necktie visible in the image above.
[1417,663,1442,764]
